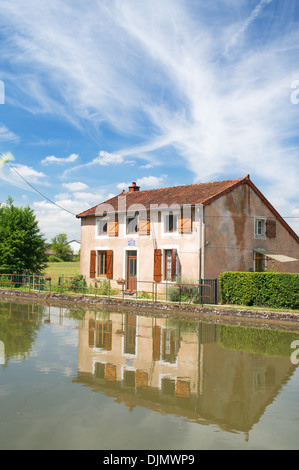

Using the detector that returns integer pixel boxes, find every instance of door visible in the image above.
[126,250,137,291]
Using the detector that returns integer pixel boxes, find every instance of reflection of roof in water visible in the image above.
[73,359,297,435]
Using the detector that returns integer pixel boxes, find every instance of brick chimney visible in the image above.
[129,182,140,192]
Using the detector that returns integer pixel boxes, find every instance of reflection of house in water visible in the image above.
[74,311,298,436]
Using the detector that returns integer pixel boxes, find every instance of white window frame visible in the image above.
[126,214,139,236]
[95,216,110,239]
[161,245,179,282]
[254,217,266,239]
[161,209,180,237]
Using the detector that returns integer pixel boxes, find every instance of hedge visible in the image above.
[219,272,299,309]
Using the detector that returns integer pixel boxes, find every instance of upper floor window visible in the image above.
[164,212,178,233]
[255,218,266,238]
[97,218,108,236]
[127,216,138,234]
[96,215,118,237]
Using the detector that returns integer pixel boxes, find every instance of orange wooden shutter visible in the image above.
[105,364,116,381]
[136,371,148,388]
[88,319,95,347]
[104,322,112,350]
[153,249,162,281]
[179,208,192,233]
[90,250,96,278]
[176,380,190,398]
[106,250,113,279]
[152,326,161,360]
[138,216,150,235]
[108,216,118,236]
[266,219,276,238]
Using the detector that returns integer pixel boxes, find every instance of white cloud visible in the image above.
[92,151,124,166]
[62,181,88,191]
[224,0,273,56]
[33,187,106,241]
[41,153,79,165]
[0,163,46,190]
[117,174,167,190]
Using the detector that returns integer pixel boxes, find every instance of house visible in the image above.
[67,240,81,256]
[76,175,299,292]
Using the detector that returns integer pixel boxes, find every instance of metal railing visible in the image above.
[0,272,218,305]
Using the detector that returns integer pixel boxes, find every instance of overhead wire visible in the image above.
[0,152,76,216]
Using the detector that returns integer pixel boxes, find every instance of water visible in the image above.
[0,300,299,450]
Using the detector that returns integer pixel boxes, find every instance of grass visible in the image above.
[43,261,81,284]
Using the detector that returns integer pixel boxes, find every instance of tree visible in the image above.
[51,233,73,261]
[0,197,47,273]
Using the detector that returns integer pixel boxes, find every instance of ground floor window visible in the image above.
[98,250,107,276]
[164,249,178,281]
[254,252,266,272]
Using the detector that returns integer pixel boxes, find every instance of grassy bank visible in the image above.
[44,261,81,283]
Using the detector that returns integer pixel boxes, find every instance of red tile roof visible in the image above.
[77,175,248,218]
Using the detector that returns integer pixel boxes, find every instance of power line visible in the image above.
[0,153,76,216]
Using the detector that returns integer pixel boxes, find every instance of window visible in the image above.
[97,218,108,236]
[164,212,178,233]
[127,216,138,234]
[97,216,118,237]
[254,252,266,272]
[164,249,178,281]
[255,218,266,238]
[98,251,107,276]
[96,321,112,350]
[165,250,173,280]
[161,328,180,363]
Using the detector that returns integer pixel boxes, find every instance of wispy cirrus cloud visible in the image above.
[0,124,19,142]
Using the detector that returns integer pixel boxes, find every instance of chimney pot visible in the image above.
[129,182,140,192]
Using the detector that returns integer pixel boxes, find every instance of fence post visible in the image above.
[199,278,202,305]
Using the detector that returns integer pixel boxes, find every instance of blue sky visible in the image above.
[0,0,298,242]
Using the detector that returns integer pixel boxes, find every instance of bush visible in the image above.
[220,272,299,309]
[169,283,198,303]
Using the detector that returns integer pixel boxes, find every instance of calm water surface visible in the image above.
[1,300,299,450]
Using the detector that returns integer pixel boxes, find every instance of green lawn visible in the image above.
[44,261,81,283]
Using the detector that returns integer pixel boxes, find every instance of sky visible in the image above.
[0,0,298,242]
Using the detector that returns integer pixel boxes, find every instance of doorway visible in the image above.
[126,250,137,291]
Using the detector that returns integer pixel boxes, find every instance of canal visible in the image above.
[0,300,299,450]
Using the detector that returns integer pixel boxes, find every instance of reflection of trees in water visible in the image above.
[0,302,47,366]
